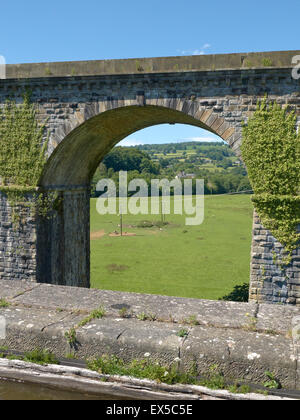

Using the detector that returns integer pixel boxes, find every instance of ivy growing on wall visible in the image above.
[0,93,48,187]
[241,99,300,263]
[0,93,55,223]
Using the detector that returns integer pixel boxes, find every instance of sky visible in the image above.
[1,0,299,145]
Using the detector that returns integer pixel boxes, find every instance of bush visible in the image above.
[219,283,249,302]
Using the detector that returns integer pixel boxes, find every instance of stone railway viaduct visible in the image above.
[0,50,299,305]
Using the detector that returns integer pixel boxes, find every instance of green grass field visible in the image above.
[90,195,253,300]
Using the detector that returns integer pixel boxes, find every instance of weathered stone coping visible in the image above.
[1,280,299,334]
[1,280,300,390]
[0,359,292,400]
[4,50,300,79]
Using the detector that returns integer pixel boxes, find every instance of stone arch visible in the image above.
[37,100,241,287]
[40,98,240,188]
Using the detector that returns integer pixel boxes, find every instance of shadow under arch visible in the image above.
[37,102,239,288]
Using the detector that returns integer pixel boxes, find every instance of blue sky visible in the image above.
[1,0,299,145]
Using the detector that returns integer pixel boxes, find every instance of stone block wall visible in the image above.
[249,211,300,306]
[0,189,90,287]
[0,192,37,282]
[37,189,90,288]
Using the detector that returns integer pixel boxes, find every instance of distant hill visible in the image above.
[136,141,238,169]
[92,142,251,196]
[136,140,228,151]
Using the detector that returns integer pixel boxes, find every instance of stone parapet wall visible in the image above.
[1,280,300,390]
[249,211,300,306]
[5,50,300,79]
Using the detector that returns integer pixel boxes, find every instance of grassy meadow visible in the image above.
[90,195,253,300]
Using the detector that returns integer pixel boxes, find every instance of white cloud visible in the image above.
[180,44,211,56]
[119,138,144,146]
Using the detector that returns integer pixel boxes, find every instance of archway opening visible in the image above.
[89,123,252,301]
[38,104,252,300]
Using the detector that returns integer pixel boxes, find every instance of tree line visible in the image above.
[91,143,251,197]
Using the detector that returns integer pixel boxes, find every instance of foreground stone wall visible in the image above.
[0,193,37,282]
[0,280,300,390]
[249,212,300,306]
